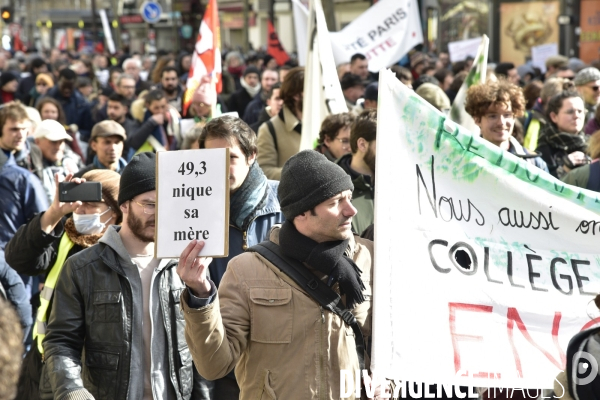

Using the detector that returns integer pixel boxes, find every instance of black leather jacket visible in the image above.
[42,227,212,400]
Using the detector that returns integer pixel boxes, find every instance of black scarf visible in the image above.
[538,123,587,154]
[229,162,268,231]
[278,220,365,309]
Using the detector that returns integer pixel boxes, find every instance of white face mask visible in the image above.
[73,207,113,235]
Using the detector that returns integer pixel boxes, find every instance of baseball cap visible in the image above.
[33,119,72,141]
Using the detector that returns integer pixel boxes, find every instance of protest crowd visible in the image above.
[0,1,600,400]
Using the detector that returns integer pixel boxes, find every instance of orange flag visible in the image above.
[267,20,290,66]
[183,0,222,116]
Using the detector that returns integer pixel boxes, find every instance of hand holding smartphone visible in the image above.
[58,182,102,202]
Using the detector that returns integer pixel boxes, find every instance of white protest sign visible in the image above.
[531,43,558,73]
[329,0,423,72]
[292,0,309,66]
[156,149,229,258]
[448,37,482,63]
[299,0,347,151]
[371,69,600,390]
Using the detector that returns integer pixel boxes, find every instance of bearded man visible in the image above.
[42,152,214,400]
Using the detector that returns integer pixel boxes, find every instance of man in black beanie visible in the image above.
[43,152,214,400]
[177,150,379,399]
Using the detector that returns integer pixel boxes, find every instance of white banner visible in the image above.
[447,37,482,63]
[99,9,116,54]
[449,35,488,136]
[532,43,558,74]
[292,0,309,66]
[299,0,347,151]
[372,69,600,390]
[329,0,423,72]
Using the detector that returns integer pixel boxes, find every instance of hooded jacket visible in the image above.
[181,226,373,400]
[43,226,212,400]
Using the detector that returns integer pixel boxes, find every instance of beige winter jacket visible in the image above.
[181,226,373,399]
[256,106,302,180]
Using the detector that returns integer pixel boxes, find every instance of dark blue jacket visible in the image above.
[44,87,94,142]
[0,249,32,341]
[242,90,265,126]
[209,180,284,288]
[0,151,48,250]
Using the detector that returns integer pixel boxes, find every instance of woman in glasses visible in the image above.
[536,90,588,178]
[315,112,355,162]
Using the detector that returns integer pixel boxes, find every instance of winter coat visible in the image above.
[6,212,86,400]
[0,249,32,339]
[209,180,284,288]
[256,106,302,180]
[181,226,373,400]
[0,150,48,249]
[226,87,255,117]
[242,90,266,126]
[43,226,213,400]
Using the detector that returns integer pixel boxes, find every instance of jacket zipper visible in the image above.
[230,214,261,251]
[320,306,325,400]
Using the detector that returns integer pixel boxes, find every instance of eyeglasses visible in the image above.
[133,200,156,214]
[559,108,585,116]
[336,138,351,147]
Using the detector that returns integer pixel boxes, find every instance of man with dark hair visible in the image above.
[494,62,520,85]
[156,66,184,113]
[390,65,413,89]
[107,93,139,141]
[256,66,304,179]
[75,120,128,177]
[242,68,279,126]
[177,149,375,399]
[43,152,213,400]
[197,115,284,398]
[350,53,370,81]
[336,110,377,235]
[16,57,48,105]
[315,112,355,161]
[341,73,366,110]
[44,68,94,142]
[0,73,18,105]
[126,89,182,158]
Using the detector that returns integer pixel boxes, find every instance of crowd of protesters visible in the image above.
[0,40,597,400]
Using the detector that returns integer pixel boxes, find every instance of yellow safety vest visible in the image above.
[135,135,166,156]
[523,118,541,152]
[33,233,75,355]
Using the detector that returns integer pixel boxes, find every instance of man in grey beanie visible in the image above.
[574,67,600,124]
[176,150,380,399]
[43,152,214,400]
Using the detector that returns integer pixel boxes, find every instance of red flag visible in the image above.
[183,0,222,116]
[78,31,85,52]
[267,20,290,66]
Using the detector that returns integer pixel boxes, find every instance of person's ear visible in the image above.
[247,151,257,165]
[120,201,129,215]
[474,117,483,128]
[357,137,368,153]
[549,112,559,125]
[90,140,98,153]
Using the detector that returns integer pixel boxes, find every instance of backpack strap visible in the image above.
[249,241,365,370]
[587,161,600,192]
[266,120,278,152]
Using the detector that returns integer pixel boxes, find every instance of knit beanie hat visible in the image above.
[118,152,156,205]
[0,72,17,88]
[243,66,260,78]
[574,67,600,87]
[82,169,123,223]
[278,150,354,220]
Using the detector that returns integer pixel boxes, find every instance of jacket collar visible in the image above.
[0,149,10,169]
[280,106,301,134]
[98,226,176,273]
